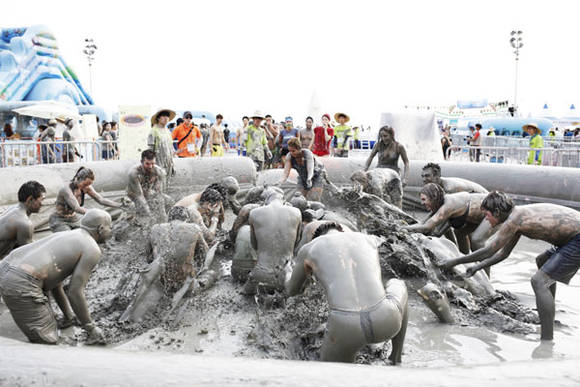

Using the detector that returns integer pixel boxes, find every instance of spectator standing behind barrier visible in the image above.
[62,118,80,163]
[524,123,544,165]
[172,111,201,158]
[237,116,249,155]
[110,121,119,159]
[210,114,229,157]
[333,112,352,157]
[148,109,176,182]
[244,111,271,171]
[100,122,114,160]
[472,123,483,162]
[40,120,57,164]
[312,114,334,157]
[441,127,452,159]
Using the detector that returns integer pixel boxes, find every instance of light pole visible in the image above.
[509,31,523,115]
[83,38,98,96]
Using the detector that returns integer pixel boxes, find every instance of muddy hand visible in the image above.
[437,258,458,270]
[84,323,106,345]
[465,266,478,278]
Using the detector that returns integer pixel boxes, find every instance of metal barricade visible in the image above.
[446,145,580,167]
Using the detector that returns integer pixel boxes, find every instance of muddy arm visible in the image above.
[67,247,101,325]
[15,219,34,247]
[52,283,74,320]
[404,206,449,234]
[399,143,410,186]
[285,247,310,296]
[127,171,151,216]
[466,234,520,277]
[61,187,86,215]
[86,186,123,209]
[277,157,292,184]
[364,144,379,171]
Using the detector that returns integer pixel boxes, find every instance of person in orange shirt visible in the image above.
[172,111,202,157]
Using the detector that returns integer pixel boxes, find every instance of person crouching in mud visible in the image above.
[0,209,112,345]
[421,162,487,194]
[277,137,326,201]
[50,167,124,232]
[127,149,169,219]
[439,191,580,341]
[243,186,301,295]
[285,222,408,363]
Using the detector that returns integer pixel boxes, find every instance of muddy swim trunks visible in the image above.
[540,234,580,284]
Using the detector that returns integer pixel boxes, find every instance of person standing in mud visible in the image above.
[0,209,113,345]
[127,149,168,218]
[0,181,46,259]
[50,167,124,232]
[421,163,488,194]
[440,191,580,341]
[299,116,315,150]
[312,114,334,157]
[350,169,403,209]
[285,223,408,363]
[243,187,301,295]
[402,183,493,257]
[244,111,272,171]
[277,138,326,201]
[332,112,352,158]
[364,126,409,187]
[148,109,175,182]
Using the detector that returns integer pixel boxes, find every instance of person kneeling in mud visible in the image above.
[285,223,409,363]
[127,149,170,219]
[120,206,211,322]
[243,186,301,295]
[350,169,403,209]
[0,209,112,345]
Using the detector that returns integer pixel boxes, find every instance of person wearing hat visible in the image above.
[524,123,544,165]
[244,111,272,171]
[148,109,176,182]
[333,113,352,158]
[172,111,201,158]
[312,114,334,157]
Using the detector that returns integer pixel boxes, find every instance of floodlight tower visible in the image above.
[509,31,523,115]
[83,38,98,95]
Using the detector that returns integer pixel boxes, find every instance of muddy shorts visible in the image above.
[540,234,580,284]
[243,264,284,295]
[0,263,58,344]
[49,213,81,233]
[298,172,324,191]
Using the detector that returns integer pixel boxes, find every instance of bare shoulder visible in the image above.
[153,165,166,177]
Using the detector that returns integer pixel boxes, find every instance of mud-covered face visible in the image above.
[78,178,94,190]
[289,146,302,158]
[26,192,45,213]
[380,131,393,143]
[142,158,156,173]
[97,219,113,243]
[421,169,436,185]
[420,193,433,212]
[484,210,501,227]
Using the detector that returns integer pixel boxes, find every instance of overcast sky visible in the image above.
[4,0,580,125]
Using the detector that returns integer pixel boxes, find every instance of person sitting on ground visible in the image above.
[364,126,409,186]
[127,149,168,218]
[285,223,408,363]
[120,206,209,322]
[0,209,113,345]
[0,181,46,259]
[439,191,580,341]
[350,169,403,209]
[50,167,124,232]
[403,183,494,259]
[421,162,488,194]
[243,186,301,295]
[277,137,326,201]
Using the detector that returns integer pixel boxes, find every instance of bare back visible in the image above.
[441,177,488,194]
[0,206,32,259]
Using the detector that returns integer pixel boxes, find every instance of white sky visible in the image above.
[4,0,580,126]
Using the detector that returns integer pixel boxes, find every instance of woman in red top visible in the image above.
[312,114,334,157]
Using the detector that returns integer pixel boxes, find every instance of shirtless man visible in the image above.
[440,191,580,341]
[285,223,408,363]
[0,209,112,345]
[299,116,315,150]
[351,169,403,209]
[127,149,168,218]
[0,181,46,259]
[175,176,240,215]
[243,186,301,295]
[421,163,488,194]
[210,114,229,157]
[175,188,222,243]
[120,206,209,322]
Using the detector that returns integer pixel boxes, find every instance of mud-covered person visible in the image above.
[364,125,409,187]
[244,111,272,172]
[440,191,580,341]
[285,223,408,363]
[299,116,315,150]
[148,108,176,183]
[0,209,113,345]
[50,167,124,232]
[351,169,403,209]
[127,149,169,219]
[421,162,487,194]
[277,137,326,201]
[0,181,46,259]
[243,186,301,295]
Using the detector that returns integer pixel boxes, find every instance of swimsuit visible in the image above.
[448,203,470,229]
[540,233,580,284]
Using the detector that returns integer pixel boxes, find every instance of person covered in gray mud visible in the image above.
[175,176,241,219]
[285,222,408,363]
[231,224,258,283]
[403,183,493,258]
[120,206,210,322]
[350,169,403,209]
[440,191,580,341]
[0,209,112,345]
[174,187,223,242]
[243,186,301,295]
[148,109,176,183]
[364,126,409,187]
[127,149,169,218]
[421,162,487,194]
[0,181,46,259]
[50,167,124,232]
[277,137,326,201]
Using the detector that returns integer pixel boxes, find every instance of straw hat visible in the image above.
[334,112,350,123]
[522,123,540,133]
[250,110,265,119]
[151,109,176,126]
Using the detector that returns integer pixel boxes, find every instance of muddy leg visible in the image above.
[531,270,556,340]
[320,313,361,363]
[536,251,556,298]
[306,187,323,202]
[386,279,408,364]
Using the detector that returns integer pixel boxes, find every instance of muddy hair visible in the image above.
[287,137,301,150]
[205,183,228,202]
[141,149,156,161]
[200,188,223,205]
[18,181,46,202]
[312,221,344,240]
[420,183,445,214]
[422,162,441,177]
[168,206,190,222]
[378,125,395,141]
[481,191,514,222]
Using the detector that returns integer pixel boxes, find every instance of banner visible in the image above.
[118,105,151,161]
[79,114,99,139]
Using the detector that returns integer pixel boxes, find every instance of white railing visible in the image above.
[446,145,580,168]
